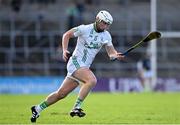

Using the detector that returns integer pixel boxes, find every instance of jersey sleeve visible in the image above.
[73,25,86,37]
[104,31,113,46]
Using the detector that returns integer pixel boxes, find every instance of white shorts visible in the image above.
[66,56,89,77]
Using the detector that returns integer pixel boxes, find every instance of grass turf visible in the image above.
[0,92,180,124]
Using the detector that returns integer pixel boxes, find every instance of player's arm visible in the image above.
[61,28,75,62]
[105,45,124,61]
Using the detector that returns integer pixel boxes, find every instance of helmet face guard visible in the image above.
[96,10,113,25]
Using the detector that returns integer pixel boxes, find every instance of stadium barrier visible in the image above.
[0,76,179,94]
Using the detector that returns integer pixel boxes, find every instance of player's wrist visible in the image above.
[63,49,68,53]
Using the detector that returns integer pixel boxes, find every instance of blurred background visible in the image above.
[0,0,180,94]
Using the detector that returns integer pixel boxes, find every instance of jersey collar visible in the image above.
[93,22,103,33]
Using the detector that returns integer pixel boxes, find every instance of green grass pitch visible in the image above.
[0,92,180,124]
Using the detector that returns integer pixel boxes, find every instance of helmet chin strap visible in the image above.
[94,21,104,33]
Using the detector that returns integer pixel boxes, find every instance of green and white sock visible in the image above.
[36,101,48,113]
[73,98,83,109]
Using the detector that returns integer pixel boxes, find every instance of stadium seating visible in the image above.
[0,0,180,77]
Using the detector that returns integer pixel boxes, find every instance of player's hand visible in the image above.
[116,52,125,60]
[110,52,125,61]
[63,50,71,62]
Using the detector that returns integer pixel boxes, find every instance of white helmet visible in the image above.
[96,10,113,25]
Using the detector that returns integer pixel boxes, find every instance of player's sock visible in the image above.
[73,97,83,109]
[36,101,48,113]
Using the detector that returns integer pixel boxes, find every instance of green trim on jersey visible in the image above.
[93,22,98,32]
[72,56,80,69]
[82,49,88,62]
[73,27,79,32]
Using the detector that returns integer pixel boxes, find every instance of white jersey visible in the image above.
[66,23,113,76]
[72,23,112,67]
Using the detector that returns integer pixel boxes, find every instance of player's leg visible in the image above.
[144,71,153,92]
[70,67,97,117]
[45,77,79,106]
[147,77,153,91]
[30,77,79,122]
[138,71,145,87]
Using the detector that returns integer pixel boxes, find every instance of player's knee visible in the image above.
[88,78,97,87]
